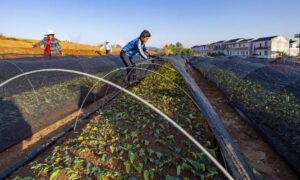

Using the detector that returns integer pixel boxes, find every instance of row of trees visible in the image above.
[162,42,194,55]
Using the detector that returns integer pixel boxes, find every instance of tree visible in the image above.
[163,44,173,55]
[162,42,195,56]
[175,42,183,48]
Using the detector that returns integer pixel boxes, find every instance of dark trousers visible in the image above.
[106,50,111,55]
[120,50,135,83]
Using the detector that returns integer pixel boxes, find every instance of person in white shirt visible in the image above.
[100,41,112,55]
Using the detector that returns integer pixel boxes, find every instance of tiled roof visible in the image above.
[253,36,278,42]
[225,38,244,43]
[239,38,254,43]
[212,40,226,44]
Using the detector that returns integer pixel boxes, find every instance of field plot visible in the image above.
[190,57,300,175]
[0,35,121,58]
[12,64,224,179]
[0,57,127,152]
[4,56,299,179]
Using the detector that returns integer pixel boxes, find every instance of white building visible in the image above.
[191,34,296,59]
[224,38,244,56]
[252,35,290,59]
[234,38,254,57]
[191,44,213,56]
[289,39,300,57]
[224,38,254,57]
[211,40,226,55]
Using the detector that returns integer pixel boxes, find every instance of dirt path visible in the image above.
[188,66,298,180]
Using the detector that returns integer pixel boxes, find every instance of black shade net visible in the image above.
[190,56,300,174]
[0,56,155,151]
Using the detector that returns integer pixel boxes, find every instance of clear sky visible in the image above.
[0,0,299,48]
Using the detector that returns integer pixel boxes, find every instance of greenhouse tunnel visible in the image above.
[0,55,260,180]
[2,55,299,179]
[0,56,155,152]
[189,56,300,174]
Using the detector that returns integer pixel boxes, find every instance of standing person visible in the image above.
[33,29,62,57]
[100,41,112,55]
[120,30,152,85]
[103,41,112,55]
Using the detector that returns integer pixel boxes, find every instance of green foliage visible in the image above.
[163,42,195,55]
[1,71,106,124]
[175,42,183,48]
[128,151,136,164]
[207,66,300,127]
[196,63,300,154]
[49,169,61,180]
[207,52,225,57]
[16,63,221,179]
[275,51,288,59]
[143,170,150,180]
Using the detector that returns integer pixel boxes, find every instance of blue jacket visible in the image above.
[122,38,150,60]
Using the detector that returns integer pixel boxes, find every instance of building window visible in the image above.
[265,51,268,56]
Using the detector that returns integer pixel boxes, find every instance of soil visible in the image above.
[4,61,297,179]
[8,66,225,179]
[0,54,43,60]
[0,91,119,174]
[188,65,299,180]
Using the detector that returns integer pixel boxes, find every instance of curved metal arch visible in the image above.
[0,68,233,180]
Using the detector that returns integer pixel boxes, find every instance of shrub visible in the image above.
[163,42,195,56]
[208,52,225,57]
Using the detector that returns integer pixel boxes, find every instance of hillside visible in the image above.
[0,35,121,59]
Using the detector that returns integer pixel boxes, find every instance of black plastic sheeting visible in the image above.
[0,56,123,96]
[0,56,155,152]
[163,56,256,180]
[190,56,300,175]
[0,88,121,180]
